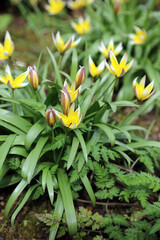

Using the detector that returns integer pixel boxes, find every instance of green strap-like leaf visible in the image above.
[11,184,39,229]
[81,175,96,206]
[74,129,87,162]
[42,167,49,192]
[70,48,78,81]
[67,137,79,170]
[4,179,28,217]
[94,123,115,147]
[47,47,63,87]
[58,169,77,235]
[0,120,24,135]
[0,175,22,188]
[25,121,45,150]
[49,191,64,240]
[21,136,48,182]
[0,134,16,170]
[0,109,32,133]
[9,146,28,157]
[47,170,54,205]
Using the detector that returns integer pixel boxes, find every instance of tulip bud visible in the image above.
[114,0,121,15]
[61,86,71,115]
[75,66,85,89]
[28,65,39,90]
[45,108,57,127]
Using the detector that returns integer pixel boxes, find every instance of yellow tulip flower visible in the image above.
[64,80,81,103]
[45,0,65,15]
[106,50,134,77]
[99,38,123,59]
[55,104,83,129]
[52,32,81,54]
[68,0,94,10]
[133,75,156,101]
[71,17,91,35]
[129,26,147,45]
[0,31,14,60]
[88,55,106,77]
[0,65,29,89]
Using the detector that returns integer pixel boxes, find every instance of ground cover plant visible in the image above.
[1,0,160,239]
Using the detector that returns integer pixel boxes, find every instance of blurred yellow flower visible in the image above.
[106,51,134,77]
[71,17,91,35]
[0,65,29,89]
[52,32,81,54]
[0,31,14,60]
[68,0,94,10]
[64,80,81,103]
[133,75,156,101]
[129,26,147,45]
[88,55,106,77]
[45,0,65,15]
[55,104,83,129]
[99,38,123,59]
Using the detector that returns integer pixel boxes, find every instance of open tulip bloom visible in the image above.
[71,17,91,35]
[129,26,147,45]
[68,0,94,10]
[45,0,65,15]
[64,80,81,103]
[88,55,106,77]
[99,38,123,59]
[0,31,14,60]
[133,75,156,101]
[55,104,83,129]
[52,32,81,54]
[0,65,29,89]
[106,50,134,77]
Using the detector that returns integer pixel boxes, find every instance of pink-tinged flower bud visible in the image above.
[45,108,57,127]
[75,66,85,88]
[28,65,39,90]
[61,86,71,115]
[114,0,121,15]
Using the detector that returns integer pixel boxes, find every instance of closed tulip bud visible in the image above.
[28,65,39,90]
[75,66,85,88]
[114,0,121,15]
[45,108,57,127]
[61,86,71,115]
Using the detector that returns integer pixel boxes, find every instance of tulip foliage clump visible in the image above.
[1,0,160,239]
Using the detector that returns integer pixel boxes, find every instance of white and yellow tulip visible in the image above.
[129,26,147,45]
[133,75,156,101]
[88,55,106,77]
[45,0,65,15]
[0,65,29,89]
[106,50,134,77]
[71,17,91,35]
[99,38,123,59]
[68,0,94,10]
[0,31,14,60]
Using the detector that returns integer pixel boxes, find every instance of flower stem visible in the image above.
[105,77,118,102]
[12,90,16,114]
[36,90,41,102]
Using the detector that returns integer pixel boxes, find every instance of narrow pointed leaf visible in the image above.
[81,175,96,206]
[94,123,115,146]
[67,137,79,169]
[47,170,54,205]
[74,129,87,162]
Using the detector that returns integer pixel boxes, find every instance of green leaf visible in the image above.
[4,179,28,217]
[0,14,13,31]
[9,146,28,157]
[11,184,39,229]
[81,79,100,117]
[94,123,115,146]
[74,129,87,162]
[47,170,54,205]
[49,192,64,240]
[21,136,48,182]
[0,134,16,170]
[25,121,45,150]
[0,120,24,135]
[67,137,79,170]
[0,109,32,133]
[70,48,78,81]
[120,91,160,126]
[58,169,77,235]
[81,175,96,206]
[0,175,22,188]
[60,71,72,84]
[42,167,49,192]
[47,47,63,87]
